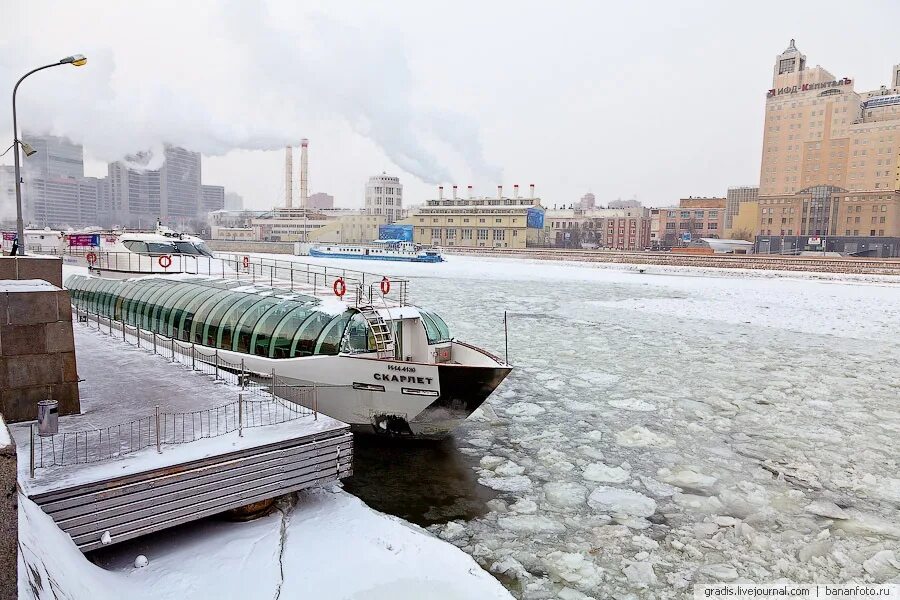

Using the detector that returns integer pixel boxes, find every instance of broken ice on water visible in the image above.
[408,257,900,598]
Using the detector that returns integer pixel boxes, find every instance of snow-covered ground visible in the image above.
[19,487,513,600]
[248,253,900,598]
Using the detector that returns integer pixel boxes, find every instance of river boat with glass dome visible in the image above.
[64,271,511,438]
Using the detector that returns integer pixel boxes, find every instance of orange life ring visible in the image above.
[242,255,250,268]
[158,255,172,269]
[333,277,346,298]
[85,252,97,265]
[380,276,391,295]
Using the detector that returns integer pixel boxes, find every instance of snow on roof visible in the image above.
[0,279,61,293]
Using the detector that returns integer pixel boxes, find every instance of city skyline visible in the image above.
[2,1,899,213]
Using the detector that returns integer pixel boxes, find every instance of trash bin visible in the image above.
[37,399,59,437]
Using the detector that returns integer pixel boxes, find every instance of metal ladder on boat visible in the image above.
[358,305,394,358]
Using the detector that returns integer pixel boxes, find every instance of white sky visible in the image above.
[2,0,899,211]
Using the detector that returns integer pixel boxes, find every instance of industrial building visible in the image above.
[397,185,545,249]
[543,206,651,250]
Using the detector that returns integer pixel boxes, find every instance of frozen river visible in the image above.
[266,254,900,598]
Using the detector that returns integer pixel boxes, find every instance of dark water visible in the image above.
[342,430,497,527]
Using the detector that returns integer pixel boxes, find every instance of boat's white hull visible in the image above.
[214,341,510,438]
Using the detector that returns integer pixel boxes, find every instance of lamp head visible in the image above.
[60,54,87,67]
[20,142,37,157]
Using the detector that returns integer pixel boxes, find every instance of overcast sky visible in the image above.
[2,0,899,211]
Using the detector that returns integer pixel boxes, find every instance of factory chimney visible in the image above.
[529,184,535,198]
[467,185,473,199]
[497,185,503,199]
[299,138,309,209]
[284,146,293,208]
[514,184,520,199]
[438,186,443,200]
[452,185,458,200]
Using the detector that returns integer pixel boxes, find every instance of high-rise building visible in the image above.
[365,173,403,223]
[108,145,201,227]
[160,146,202,219]
[757,40,900,240]
[201,185,225,212]
[579,192,596,209]
[21,132,83,180]
[17,132,103,228]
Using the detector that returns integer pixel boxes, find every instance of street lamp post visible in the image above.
[10,54,87,256]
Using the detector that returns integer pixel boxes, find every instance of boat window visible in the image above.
[177,288,221,341]
[150,284,187,333]
[146,242,176,254]
[289,312,333,357]
[173,241,202,255]
[123,240,148,253]
[199,293,244,345]
[166,286,212,338]
[131,281,167,327]
[419,309,451,344]
[156,284,198,335]
[139,283,173,329]
[189,290,232,343]
[249,303,297,356]
[194,242,215,257]
[117,281,142,324]
[314,311,353,355]
[216,295,268,350]
[232,298,281,353]
[343,312,374,353]
[268,307,317,358]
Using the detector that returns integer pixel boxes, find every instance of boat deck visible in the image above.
[11,322,352,552]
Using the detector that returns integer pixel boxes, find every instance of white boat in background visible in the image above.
[309,240,444,263]
[78,222,233,278]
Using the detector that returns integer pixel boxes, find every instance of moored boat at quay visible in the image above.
[64,263,509,438]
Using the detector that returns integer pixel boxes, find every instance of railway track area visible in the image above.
[444,247,900,275]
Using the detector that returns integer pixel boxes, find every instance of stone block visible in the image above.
[0,259,15,282]
[6,354,62,388]
[56,290,73,322]
[16,257,63,287]
[0,387,51,422]
[44,321,74,354]
[60,352,79,383]
[0,324,48,356]
[50,382,80,416]
[6,290,59,325]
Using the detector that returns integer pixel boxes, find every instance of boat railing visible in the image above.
[215,252,410,308]
[73,250,410,307]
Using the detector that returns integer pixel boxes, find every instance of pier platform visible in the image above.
[11,322,352,552]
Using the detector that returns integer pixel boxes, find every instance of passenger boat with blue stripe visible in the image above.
[308,240,444,263]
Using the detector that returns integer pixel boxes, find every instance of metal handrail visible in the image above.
[27,307,345,474]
